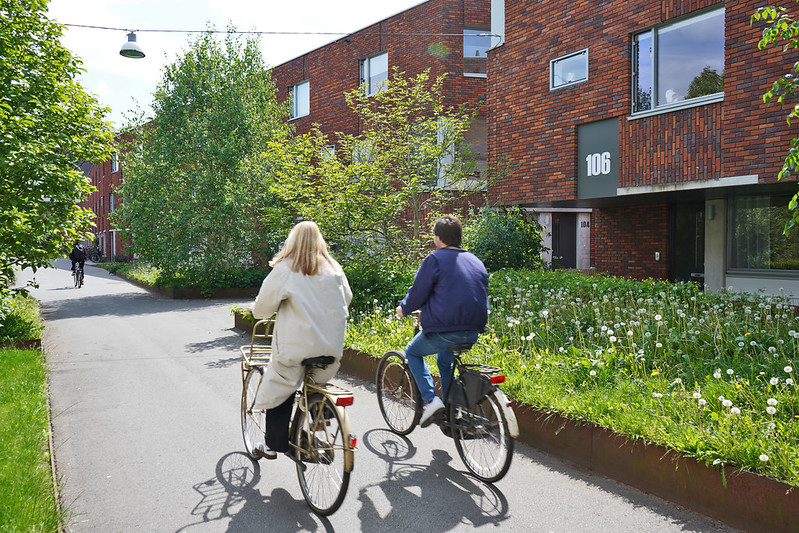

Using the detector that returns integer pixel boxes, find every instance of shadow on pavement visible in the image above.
[177,452,334,533]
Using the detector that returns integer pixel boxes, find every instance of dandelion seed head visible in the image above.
[693,392,701,399]
[722,399,733,407]
[767,406,777,415]
[760,454,769,462]
[727,369,734,375]
[698,398,707,406]
[770,377,779,386]
[731,407,741,415]
[785,366,793,373]
[767,398,778,406]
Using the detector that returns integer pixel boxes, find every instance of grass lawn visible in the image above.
[0,348,61,532]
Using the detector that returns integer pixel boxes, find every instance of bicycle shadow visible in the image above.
[358,429,510,532]
[176,452,334,533]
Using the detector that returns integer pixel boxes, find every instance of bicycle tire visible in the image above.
[78,269,84,288]
[451,390,514,483]
[291,393,350,515]
[241,367,266,460]
[73,269,79,288]
[376,350,420,435]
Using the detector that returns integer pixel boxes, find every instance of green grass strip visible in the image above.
[0,348,60,532]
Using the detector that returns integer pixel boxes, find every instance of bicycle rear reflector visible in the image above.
[336,396,354,407]
[490,375,506,385]
[348,434,358,449]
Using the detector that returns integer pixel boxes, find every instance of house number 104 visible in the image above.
[586,152,611,176]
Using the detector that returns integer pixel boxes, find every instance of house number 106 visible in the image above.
[586,152,611,176]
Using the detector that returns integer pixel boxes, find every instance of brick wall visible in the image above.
[487,0,797,207]
[271,0,490,140]
[591,204,670,279]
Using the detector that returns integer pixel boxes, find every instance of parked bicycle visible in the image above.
[72,264,84,288]
[240,318,356,515]
[376,315,518,482]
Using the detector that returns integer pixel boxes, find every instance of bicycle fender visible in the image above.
[336,405,356,472]
[494,389,519,438]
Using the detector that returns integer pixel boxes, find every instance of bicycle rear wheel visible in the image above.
[376,350,420,435]
[291,394,350,515]
[78,269,84,288]
[241,367,266,460]
[451,391,514,483]
[73,270,79,288]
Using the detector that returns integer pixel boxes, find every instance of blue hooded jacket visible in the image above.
[400,247,488,334]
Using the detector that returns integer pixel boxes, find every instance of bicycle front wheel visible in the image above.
[376,350,420,435]
[241,367,266,460]
[451,391,514,483]
[291,394,350,515]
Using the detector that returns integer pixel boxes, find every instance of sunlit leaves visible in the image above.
[0,0,114,285]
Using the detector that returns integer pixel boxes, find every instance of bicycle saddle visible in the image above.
[450,343,474,354]
[302,355,336,367]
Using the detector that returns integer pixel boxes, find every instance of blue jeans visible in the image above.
[404,330,479,404]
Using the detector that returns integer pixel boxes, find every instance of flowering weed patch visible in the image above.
[346,270,799,486]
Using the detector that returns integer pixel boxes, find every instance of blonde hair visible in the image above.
[270,221,339,275]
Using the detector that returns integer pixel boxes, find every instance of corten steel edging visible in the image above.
[331,347,798,533]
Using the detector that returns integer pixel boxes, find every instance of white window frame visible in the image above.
[111,152,119,173]
[360,52,388,96]
[289,80,310,120]
[550,49,588,90]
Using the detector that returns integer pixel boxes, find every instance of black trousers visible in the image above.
[265,394,294,452]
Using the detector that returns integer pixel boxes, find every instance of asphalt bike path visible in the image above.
[16,259,739,532]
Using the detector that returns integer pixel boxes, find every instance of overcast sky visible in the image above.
[47,0,425,129]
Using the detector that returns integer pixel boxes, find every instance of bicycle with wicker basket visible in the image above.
[240,318,356,515]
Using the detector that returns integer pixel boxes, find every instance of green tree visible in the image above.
[752,3,799,233]
[463,206,546,271]
[686,66,724,99]
[114,28,293,281]
[266,68,486,262]
[0,0,114,286]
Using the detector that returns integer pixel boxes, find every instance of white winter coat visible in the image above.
[251,260,352,410]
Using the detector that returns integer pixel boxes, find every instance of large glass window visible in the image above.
[729,194,799,271]
[289,81,309,119]
[360,52,388,96]
[550,49,588,90]
[633,7,724,113]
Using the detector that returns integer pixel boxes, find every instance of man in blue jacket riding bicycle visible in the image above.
[395,215,489,427]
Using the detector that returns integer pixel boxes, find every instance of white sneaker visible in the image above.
[254,441,277,460]
[420,396,445,427]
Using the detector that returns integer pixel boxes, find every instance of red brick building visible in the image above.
[85,140,128,260]
[271,0,490,165]
[488,0,799,299]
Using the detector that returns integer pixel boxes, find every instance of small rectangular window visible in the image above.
[111,152,119,173]
[729,194,799,271]
[289,81,310,119]
[360,52,388,96]
[550,49,588,90]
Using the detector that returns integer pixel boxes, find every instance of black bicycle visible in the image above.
[376,320,518,482]
[72,265,84,288]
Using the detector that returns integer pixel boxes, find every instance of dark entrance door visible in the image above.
[670,202,705,284]
[552,213,577,269]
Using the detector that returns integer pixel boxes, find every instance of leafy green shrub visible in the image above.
[0,292,43,342]
[99,261,270,289]
[463,207,546,271]
[343,256,416,316]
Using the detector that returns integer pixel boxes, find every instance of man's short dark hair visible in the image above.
[433,215,462,247]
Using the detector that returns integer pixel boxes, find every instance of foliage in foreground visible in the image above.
[752,2,799,233]
[347,270,799,486]
[0,291,43,342]
[0,349,61,531]
[0,0,115,287]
